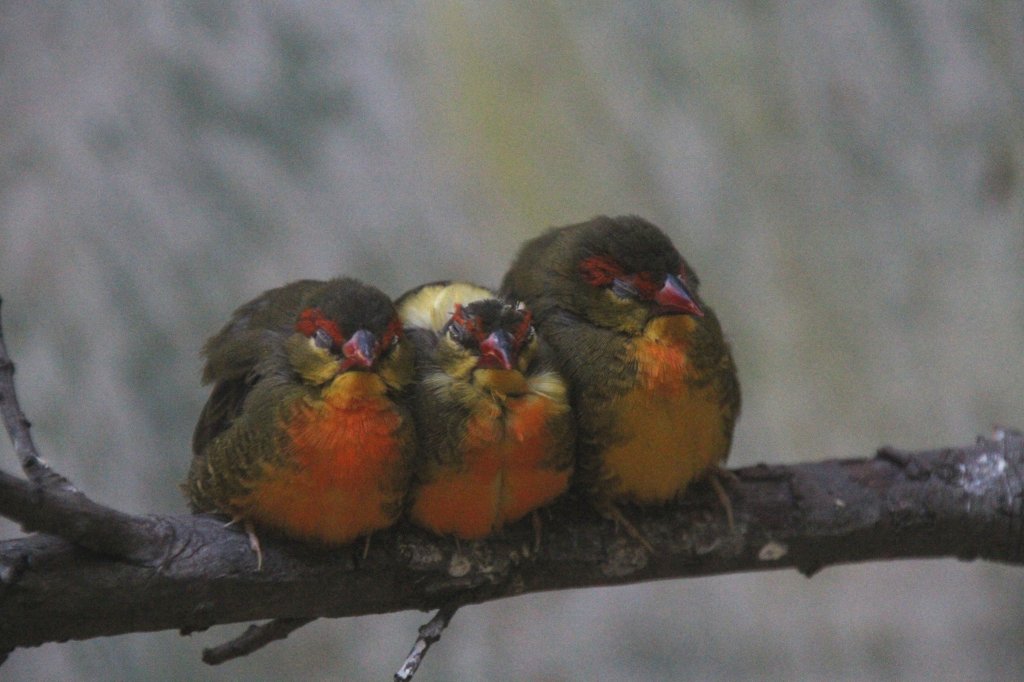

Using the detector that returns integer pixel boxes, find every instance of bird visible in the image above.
[395,281,574,543]
[501,215,740,546]
[185,277,416,566]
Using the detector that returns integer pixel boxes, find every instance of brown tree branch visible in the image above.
[0,298,172,565]
[0,298,76,493]
[0,469,177,565]
[1,430,1022,658]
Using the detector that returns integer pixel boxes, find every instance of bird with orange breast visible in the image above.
[186,277,415,565]
[395,282,574,544]
[501,216,740,547]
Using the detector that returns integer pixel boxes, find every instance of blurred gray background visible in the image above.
[1,2,1022,680]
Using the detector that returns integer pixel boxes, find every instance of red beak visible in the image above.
[341,329,377,370]
[478,330,515,370]
[655,274,703,317]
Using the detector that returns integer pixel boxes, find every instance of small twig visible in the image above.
[0,297,77,493]
[202,617,317,665]
[394,604,459,682]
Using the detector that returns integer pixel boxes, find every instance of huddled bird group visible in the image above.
[185,215,740,565]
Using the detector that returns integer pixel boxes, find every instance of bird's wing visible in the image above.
[192,281,326,455]
[191,372,257,456]
[185,374,300,512]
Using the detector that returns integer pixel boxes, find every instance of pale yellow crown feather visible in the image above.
[397,282,495,332]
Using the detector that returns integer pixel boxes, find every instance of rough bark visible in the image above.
[1,429,1022,654]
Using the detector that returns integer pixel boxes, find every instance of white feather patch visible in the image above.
[527,371,568,403]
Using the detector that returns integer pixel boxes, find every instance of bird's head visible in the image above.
[437,298,538,388]
[505,216,704,336]
[284,280,412,391]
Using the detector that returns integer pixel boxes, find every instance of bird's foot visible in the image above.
[531,510,543,554]
[244,519,263,570]
[601,504,656,554]
[708,464,737,531]
[223,516,263,569]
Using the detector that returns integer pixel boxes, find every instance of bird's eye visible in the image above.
[446,323,467,344]
[380,333,400,356]
[313,327,334,350]
[611,278,639,300]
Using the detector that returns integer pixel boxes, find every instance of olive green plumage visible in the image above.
[395,281,574,478]
[501,215,740,502]
[185,277,415,521]
[395,281,575,538]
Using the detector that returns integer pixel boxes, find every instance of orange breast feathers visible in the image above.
[231,373,410,544]
[410,392,571,539]
[600,316,729,504]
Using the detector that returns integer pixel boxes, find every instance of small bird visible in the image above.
[186,278,416,565]
[396,282,574,542]
[501,216,740,544]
